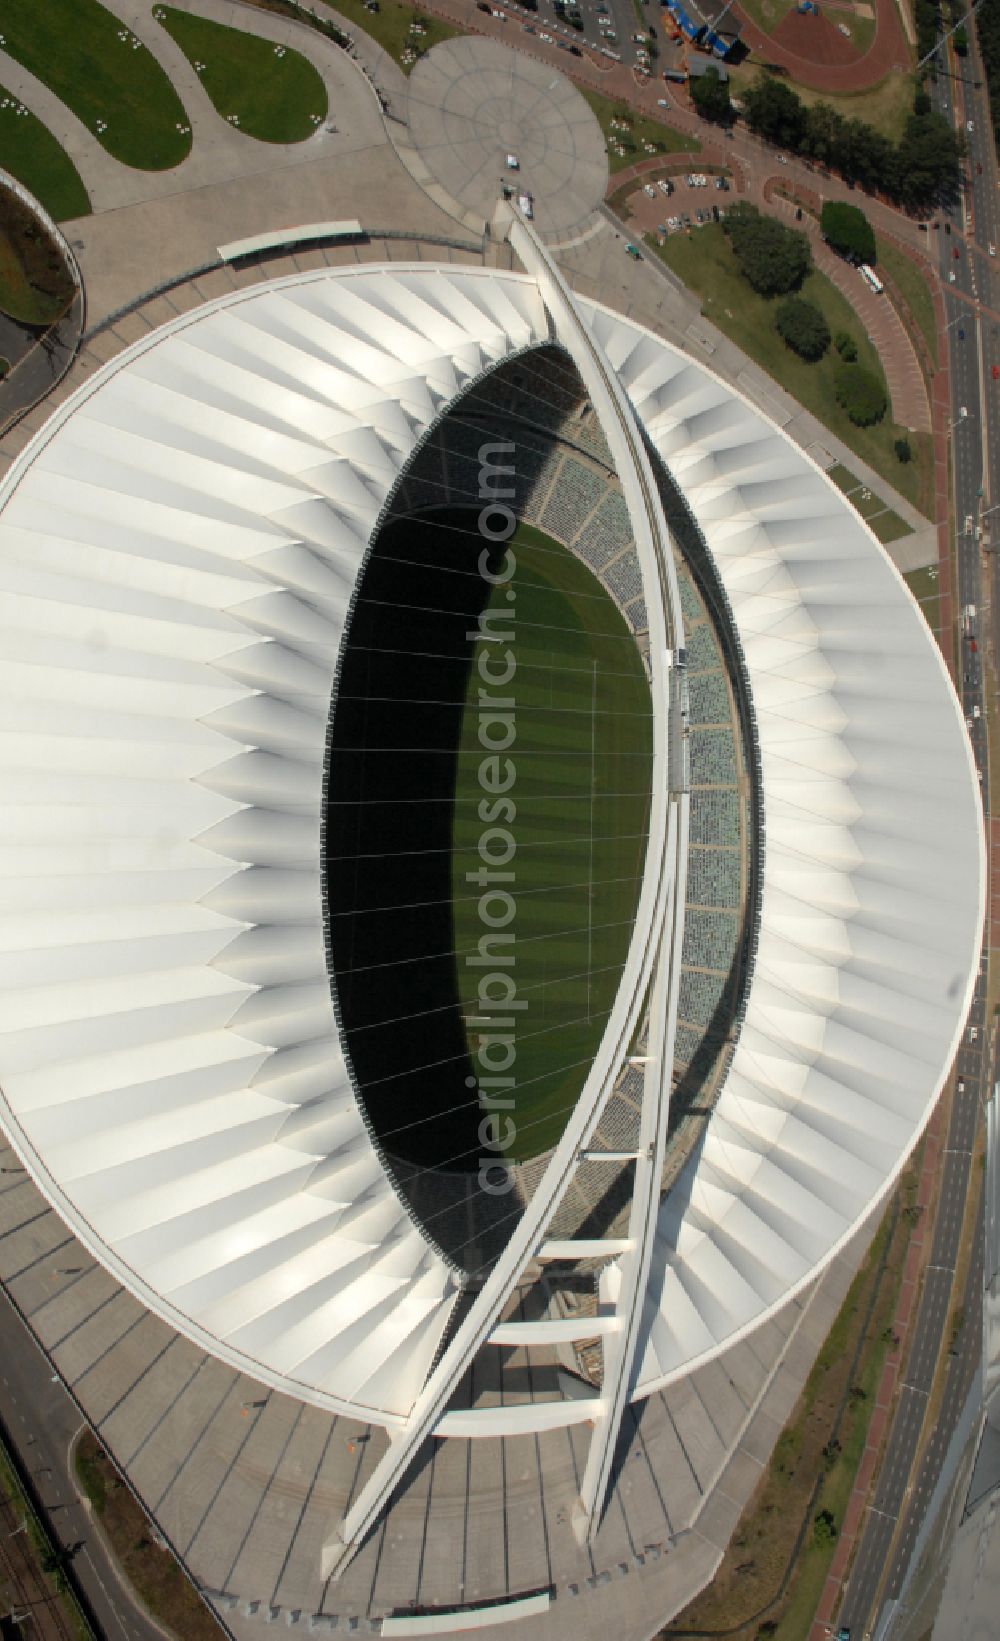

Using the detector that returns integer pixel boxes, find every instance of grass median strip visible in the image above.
[156,7,328,141]
[876,233,939,370]
[74,1431,226,1639]
[0,0,192,170]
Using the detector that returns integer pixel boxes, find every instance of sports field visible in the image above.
[326,511,652,1172]
[452,524,653,1162]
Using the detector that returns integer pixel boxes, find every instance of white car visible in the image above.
[657,97,669,106]
[505,152,519,170]
[967,118,974,132]
[644,183,657,197]
[990,244,996,257]
[539,29,552,39]
[518,192,533,219]
[658,179,671,193]
[949,271,957,282]
[974,705,982,718]
[971,1025,980,1041]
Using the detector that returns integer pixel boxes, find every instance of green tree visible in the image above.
[835,365,887,426]
[723,203,811,296]
[775,296,830,360]
[821,200,876,263]
[691,66,734,125]
[813,1509,838,1545]
[896,110,964,210]
[835,330,858,361]
[894,437,912,463]
[802,100,846,167]
[742,72,809,150]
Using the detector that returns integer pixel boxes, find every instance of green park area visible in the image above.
[582,87,697,172]
[0,0,191,170]
[453,525,653,1160]
[650,221,933,516]
[157,8,327,142]
[321,0,461,73]
[728,61,915,146]
[0,91,89,221]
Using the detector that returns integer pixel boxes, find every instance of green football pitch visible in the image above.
[452,525,653,1162]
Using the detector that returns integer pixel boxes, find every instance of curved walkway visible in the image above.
[767,183,932,432]
[0,0,386,215]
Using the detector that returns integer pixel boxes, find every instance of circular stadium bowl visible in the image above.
[0,265,983,1425]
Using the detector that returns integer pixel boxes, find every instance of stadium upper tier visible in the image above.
[0,265,983,1425]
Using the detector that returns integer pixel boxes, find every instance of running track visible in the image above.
[732,0,911,91]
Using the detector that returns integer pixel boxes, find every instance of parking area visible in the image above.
[624,167,734,238]
[477,0,664,73]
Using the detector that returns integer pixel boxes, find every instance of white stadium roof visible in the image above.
[0,264,983,1429]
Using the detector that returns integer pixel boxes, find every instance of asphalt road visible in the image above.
[0,1281,174,1641]
[837,27,999,1640]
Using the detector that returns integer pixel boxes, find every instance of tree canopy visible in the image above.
[835,364,888,426]
[739,72,962,210]
[775,297,830,360]
[821,201,876,263]
[979,0,1000,144]
[690,65,734,125]
[723,202,811,296]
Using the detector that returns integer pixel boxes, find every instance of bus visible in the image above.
[859,263,884,293]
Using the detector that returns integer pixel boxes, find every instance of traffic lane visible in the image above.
[840,1387,928,1626]
[885,1227,985,1603]
[0,1284,170,1641]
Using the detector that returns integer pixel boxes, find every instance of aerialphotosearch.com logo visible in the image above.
[466,441,523,1198]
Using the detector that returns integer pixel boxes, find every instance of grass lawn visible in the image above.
[581,87,698,173]
[0,93,89,221]
[827,462,914,544]
[651,223,934,516]
[0,0,191,170]
[453,525,653,1161]
[904,563,943,634]
[728,64,915,143]
[321,0,462,73]
[876,233,938,369]
[157,8,327,141]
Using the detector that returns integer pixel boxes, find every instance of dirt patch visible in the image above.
[771,6,862,64]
